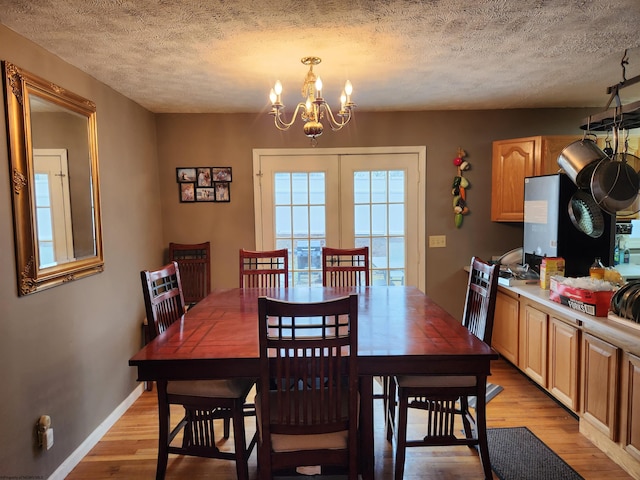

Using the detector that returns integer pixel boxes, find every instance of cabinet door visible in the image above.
[548,316,580,411]
[492,290,519,364]
[491,137,539,222]
[620,352,640,461]
[519,303,548,386]
[582,332,619,440]
[539,135,582,176]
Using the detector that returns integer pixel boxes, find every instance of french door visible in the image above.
[33,148,75,267]
[252,147,425,290]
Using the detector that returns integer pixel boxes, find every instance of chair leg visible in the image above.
[394,389,409,480]
[460,396,474,441]
[386,377,397,442]
[257,440,271,480]
[223,415,231,438]
[155,381,170,480]
[475,391,492,480]
[231,401,249,480]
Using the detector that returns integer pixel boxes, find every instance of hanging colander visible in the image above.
[568,189,605,238]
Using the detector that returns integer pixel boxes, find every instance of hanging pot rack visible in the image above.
[580,49,640,131]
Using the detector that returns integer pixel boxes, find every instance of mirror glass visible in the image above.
[3,61,103,295]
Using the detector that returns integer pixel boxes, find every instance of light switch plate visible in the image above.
[429,235,446,248]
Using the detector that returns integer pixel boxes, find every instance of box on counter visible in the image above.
[540,257,565,290]
[549,277,613,317]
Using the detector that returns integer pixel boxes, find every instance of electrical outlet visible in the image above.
[429,235,446,248]
[44,428,54,450]
[37,415,53,450]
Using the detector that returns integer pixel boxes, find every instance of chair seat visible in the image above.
[255,391,349,453]
[396,375,476,388]
[167,378,255,398]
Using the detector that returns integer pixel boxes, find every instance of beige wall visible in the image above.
[0,26,162,477]
[1,23,599,479]
[156,108,595,316]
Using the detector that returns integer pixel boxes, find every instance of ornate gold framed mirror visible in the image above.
[2,61,103,296]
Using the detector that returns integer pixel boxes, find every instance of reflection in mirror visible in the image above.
[2,61,103,295]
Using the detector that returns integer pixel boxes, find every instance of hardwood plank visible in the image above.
[67,358,633,479]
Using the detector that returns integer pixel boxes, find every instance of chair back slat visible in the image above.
[169,242,210,305]
[322,246,370,287]
[462,257,499,344]
[140,261,186,340]
[239,248,289,288]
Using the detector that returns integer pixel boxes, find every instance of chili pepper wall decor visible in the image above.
[451,148,470,228]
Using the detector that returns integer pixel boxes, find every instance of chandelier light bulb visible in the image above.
[269,88,277,104]
[315,77,323,98]
[274,80,283,96]
[344,80,353,96]
[340,91,347,108]
[305,97,312,113]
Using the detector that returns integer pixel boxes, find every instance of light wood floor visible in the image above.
[67,358,633,479]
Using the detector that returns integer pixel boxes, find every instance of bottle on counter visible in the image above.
[614,239,620,265]
[624,248,630,264]
[590,257,605,279]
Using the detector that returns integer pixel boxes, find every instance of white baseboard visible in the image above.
[48,383,144,480]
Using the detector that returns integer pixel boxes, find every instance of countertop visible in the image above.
[612,262,640,280]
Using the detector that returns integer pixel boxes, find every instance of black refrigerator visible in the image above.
[523,173,614,277]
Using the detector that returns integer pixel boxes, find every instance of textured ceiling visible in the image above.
[2,0,640,114]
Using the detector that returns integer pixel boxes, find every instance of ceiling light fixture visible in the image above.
[269,56,355,145]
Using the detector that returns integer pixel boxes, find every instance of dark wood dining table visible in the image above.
[129,286,498,480]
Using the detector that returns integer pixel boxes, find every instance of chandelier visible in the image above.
[269,56,355,145]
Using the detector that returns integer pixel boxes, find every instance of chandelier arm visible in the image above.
[272,103,307,130]
[321,103,352,131]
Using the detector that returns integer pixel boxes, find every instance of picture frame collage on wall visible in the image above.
[176,167,232,203]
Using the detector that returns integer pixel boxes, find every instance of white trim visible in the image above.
[48,384,144,480]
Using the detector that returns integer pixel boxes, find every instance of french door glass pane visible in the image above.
[354,170,406,286]
[275,172,325,286]
[35,173,55,266]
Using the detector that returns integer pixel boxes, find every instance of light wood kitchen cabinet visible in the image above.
[548,316,580,411]
[518,301,548,387]
[620,352,640,462]
[497,284,640,477]
[491,135,580,222]
[582,332,620,441]
[492,290,519,364]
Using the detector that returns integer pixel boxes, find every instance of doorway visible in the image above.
[252,146,426,290]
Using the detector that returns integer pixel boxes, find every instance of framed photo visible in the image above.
[176,166,232,203]
[212,167,232,182]
[196,187,215,202]
[197,167,212,187]
[214,182,230,202]
[176,167,196,183]
[180,183,195,202]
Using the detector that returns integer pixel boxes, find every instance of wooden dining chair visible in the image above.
[256,294,359,480]
[322,246,370,287]
[168,241,210,307]
[141,261,257,480]
[239,248,289,288]
[321,246,390,409]
[386,256,499,480]
[142,242,210,377]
